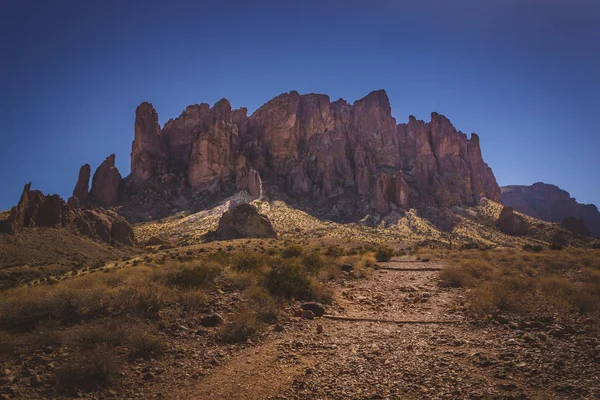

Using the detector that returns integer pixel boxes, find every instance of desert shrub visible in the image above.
[128,329,167,360]
[64,320,128,350]
[523,244,543,252]
[56,345,122,393]
[223,270,255,291]
[324,245,344,258]
[167,262,222,288]
[375,246,394,262]
[246,286,280,323]
[301,251,325,275]
[264,258,311,300]
[111,283,169,319]
[231,252,266,272]
[440,268,472,288]
[178,289,209,313]
[218,312,262,343]
[307,280,333,304]
[282,244,304,259]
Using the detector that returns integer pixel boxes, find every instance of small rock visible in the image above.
[316,324,323,334]
[421,258,430,263]
[301,310,315,320]
[301,302,325,317]
[30,375,43,387]
[495,315,510,325]
[200,313,224,327]
[340,264,354,272]
[142,372,155,381]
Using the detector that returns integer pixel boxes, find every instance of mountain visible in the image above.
[71,90,500,223]
[501,183,600,237]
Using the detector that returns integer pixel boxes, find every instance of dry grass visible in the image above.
[0,242,363,393]
[436,248,600,321]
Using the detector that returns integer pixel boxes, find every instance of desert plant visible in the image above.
[167,262,222,288]
[375,246,394,262]
[56,345,122,393]
[282,244,304,258]
[218,311,262,343]
[263,258,311,300]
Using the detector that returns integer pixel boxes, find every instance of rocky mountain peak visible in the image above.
[81,90,502,224]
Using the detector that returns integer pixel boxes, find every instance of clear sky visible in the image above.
[1,0,599,210]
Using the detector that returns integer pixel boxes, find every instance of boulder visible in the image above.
[497,206,528,236]
[208,203,277,240]
[301,302,326,317]
[111,217,135,246]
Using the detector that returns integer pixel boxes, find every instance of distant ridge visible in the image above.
[501,182,600,237]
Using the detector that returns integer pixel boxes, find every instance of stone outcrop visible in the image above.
[560,217,590,237]
[207,203,276,240]
[497,206,528,236]
[89,154,122,206]
[502,183,600,237]
[3,183,134,246]
[72,164,91,203]
[84,89,501,223]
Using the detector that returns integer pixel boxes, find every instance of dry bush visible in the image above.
[281,244,304,258]
[166,262,222,288]
[218,311,263,343]
[301,251,326,275]
[128,328,167,360]
[308,280,333,304]
[375,246,394,262]
[177,289,209,313]
[439,268,472,288]
[246,286,280,323]
[231,252,267,272]
[56,345,122,393]
[264,258,312,300]
[441,248,600,320]
[63,319,129,350]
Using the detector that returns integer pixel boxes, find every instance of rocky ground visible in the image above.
[2,256,598,400]
[169,258,600,399]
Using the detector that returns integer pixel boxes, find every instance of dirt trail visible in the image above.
[175,257,598,399]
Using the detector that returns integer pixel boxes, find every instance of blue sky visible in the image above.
[1,0,599,210]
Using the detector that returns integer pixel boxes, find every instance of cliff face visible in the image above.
[98,89,501,221]
[501,183,600,237]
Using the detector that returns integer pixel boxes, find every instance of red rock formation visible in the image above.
[4,183,134,246]
[72,164,91,203]
[502,183,600,238]
[497,206,528,236]
[131,102,169,182]
[89,154,122,206]
[116,89,501,221]
[207,203,276,240]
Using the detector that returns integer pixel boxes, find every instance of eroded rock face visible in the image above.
[4,183,134,246]
[113,89,501,222]
[561,217,590,237]
[131,102,169,182]
[89,154,122,206]
[72,164,91,203]
[497,206,528,236]
[502,183,600,238]
[208,203,276,240]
